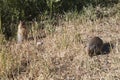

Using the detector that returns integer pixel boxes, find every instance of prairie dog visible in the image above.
[87,37,103,57]
[17,21,28,43]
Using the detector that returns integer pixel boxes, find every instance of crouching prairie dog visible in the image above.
[17,21,28,43]
[87,37,103,57]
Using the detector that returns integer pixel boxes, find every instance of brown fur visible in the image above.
[17,21,28,43]
[88,37,103,57]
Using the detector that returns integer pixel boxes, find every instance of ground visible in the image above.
[0,14,120,80]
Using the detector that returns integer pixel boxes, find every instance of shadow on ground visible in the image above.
[101,42,114,55]
[93,42,114,57]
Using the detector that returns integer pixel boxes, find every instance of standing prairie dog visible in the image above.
[87,37,103,57]
[17,21,28,43]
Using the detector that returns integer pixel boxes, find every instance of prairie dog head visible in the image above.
[18,21,26,29]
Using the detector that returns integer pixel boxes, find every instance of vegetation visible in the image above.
[1,0,120,39]
[0,0,120,80]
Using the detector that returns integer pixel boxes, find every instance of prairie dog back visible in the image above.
[88,37,103,57]
[17,21,28,43]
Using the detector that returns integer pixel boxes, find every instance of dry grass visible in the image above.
[0,4,120,80]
